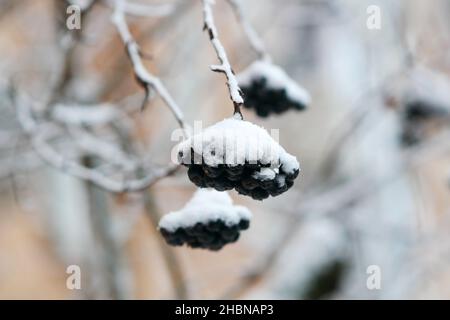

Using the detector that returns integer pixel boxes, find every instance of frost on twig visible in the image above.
[226,0,311,118]
[201,0,244,118]
[112,0,188,135]
[103,0,176,17]
[159,189,251,251]
[52,103,123,126]
[14,90,177,193]
[225,0,270,62]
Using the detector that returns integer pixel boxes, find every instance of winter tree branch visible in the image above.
[14,90,178,193]
[225,0,271,62]
[201,0,244,118]
[143,191,188,299]
[112,0,188,135]
[103,0,176,17]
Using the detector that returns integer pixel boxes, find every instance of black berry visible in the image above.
[159,218,250,251]
[182,157,299,200]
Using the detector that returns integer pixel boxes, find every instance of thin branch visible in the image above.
[84,165,131,299]
[48,0,99,107]
[15,91,178,193]
[225,0,271,62]
[201,0,244,118]
[103,0,176,17]
[111,0,188,135]
[143,191,188,299]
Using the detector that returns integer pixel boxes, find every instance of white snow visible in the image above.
[52,103,118,126]
[68,0,93,10]
[252,167,277,181]
[176,117,300,176]
[237,60,311,107]
[158,189,252,232]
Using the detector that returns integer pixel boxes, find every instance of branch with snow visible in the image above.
[103,0,176,17]
[225,0,271,62]
[15,90,178,193]
[111,0,188,135]
[201,0,244,118]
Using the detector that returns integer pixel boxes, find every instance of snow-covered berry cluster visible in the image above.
[401,100,449,146]
[389,67,450,146]
[237,60,311,117]
[176,117,300,200]
[158,190,251,250]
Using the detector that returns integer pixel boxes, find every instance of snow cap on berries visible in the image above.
[158,189,252,250]
[237,60,311,117]
[159,189,251,232]
[385,66,450,117]
[176,117,299,173]
[176,117,300,200]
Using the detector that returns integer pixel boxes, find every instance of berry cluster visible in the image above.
[400,100,450,146]
[184,160,298,200]
[176,118,300,200]
[240,77,306,117]
[237,60,310,118]
[389,67,450,147]
[160,218,250,251]
[158,190,252,251]
[404,100,447,121]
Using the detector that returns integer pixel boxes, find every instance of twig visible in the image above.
[48,0,99,107]
[112,0,188,135]
[15,91,178,193]
[84,163,131,299]
[201,0,244,118]
[225,0,271,62]
[143,191,188,299]
[103,0,176,17]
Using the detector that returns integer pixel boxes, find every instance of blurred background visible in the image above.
[1,0,450,299]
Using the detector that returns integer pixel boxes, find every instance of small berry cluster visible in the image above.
[158,190,252,251]
[237,60,310,118]
[160,218,250,251]
[385,67,450,147]
[240,77,306,117]
[400,100,449,146]
[184,160,298,200]
[400,101,434,146]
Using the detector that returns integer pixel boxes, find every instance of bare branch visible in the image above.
[111,0,188,135]
[15,91,178,193]
[201,0,244,118]
[103,0,176,17]
[225,0,271,62]
[143,191,188,299]
[51,103,124,126]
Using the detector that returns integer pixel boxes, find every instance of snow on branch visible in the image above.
[51,103,123,126]
[112,0,188,135]
[15,90,178,193]
[103,0,176,17]
[225,0,271,62]
[201,0,244,118]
